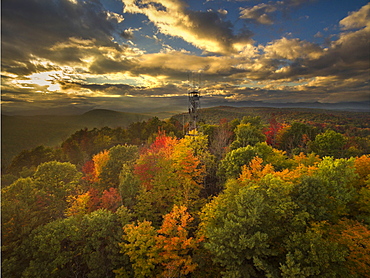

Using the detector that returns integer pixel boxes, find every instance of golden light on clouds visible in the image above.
[1,0,369,114]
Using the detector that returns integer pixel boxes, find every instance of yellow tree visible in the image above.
[92,150,110,184]
[133,133,205,225]
[120,205,201,278]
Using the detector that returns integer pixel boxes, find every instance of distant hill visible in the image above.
[173,106,370,128]
[1,109,152,167]
[3,106,370,168]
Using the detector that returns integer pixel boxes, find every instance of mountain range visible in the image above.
[2,104,370,168]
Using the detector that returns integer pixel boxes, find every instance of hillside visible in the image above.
[3,106,370,168]
[173,106,370,129]
[1,109,152,167]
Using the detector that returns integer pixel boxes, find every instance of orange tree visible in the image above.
[120,205,201,278]
[133,133,205,225]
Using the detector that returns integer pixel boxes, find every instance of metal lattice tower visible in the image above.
[188,90,201,131]
[188,72,202,132]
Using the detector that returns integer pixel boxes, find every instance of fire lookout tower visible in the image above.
[188,72,202,132]
[188,90,201,131]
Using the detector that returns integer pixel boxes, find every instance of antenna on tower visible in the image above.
[188,71,202,133]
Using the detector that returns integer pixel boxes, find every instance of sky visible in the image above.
[1,0,369,115]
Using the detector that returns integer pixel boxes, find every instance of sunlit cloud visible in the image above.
[1,0,369,114]
[123,0,253,54]
[340,3,370,30]
[240,3,277,25]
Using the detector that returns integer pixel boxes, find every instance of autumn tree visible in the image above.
[201,156,359,277]
[92,149,110,185]
[264,117,284,147]
[133,133,205,225]
[121,220,160,278]
[121,205,200,278]
[81,159,95,183]
[156,205,200,277]
[329,219,370,277]
[277,122,316,154]
[218,142,291,181]
[180,130,217,197]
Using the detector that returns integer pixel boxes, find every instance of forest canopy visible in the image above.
[2,109,370,277]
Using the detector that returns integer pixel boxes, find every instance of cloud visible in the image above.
[239,3,277,25]
[264,37,323,60]
[1,0,369,114]
[122,0,253,54]
[218,9,228,15]
[340,3,370,30]
[239,0,315,25]
[1,0,124,75]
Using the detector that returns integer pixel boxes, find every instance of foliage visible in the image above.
[20,209,131,278]
[119,163,141,209]
[277,122,317,154]
[3,109,370,278]
[230,117,266,149]
[92,150,110,184]
[264,117,284,147]
[133,133,205,225]
[329,219,370,277]
[218,142,291,180]
[310,129,347,158]
[156,205,201,277]
[121,205,201,278]
[201,156,360,277]
[99,144,139,189]
[6,145,63,176]
[121,220,160,278]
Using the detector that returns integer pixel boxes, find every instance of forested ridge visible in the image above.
[2,110,370,277]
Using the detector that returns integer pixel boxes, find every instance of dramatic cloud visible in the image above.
[123,0,253,54]
[239,0,315,25]
[264,37,323,60]
[240,3,277,25]
[340,3,370,30]
[1,0,124,75]
[1,0,369,114]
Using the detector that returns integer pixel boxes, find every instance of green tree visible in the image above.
[310,129,347,158]
[20,209,132,278]
[202,156,358,277]
[33,161,82,218]
[119,163,141,209]
[230,123,266,149]
[281,222,348,277]
[218,142,291,181]
[99,144,139,189]
[6,145,62,176]
[278,122,316,154]
[201,175,300,277]
[1,178,51,277]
